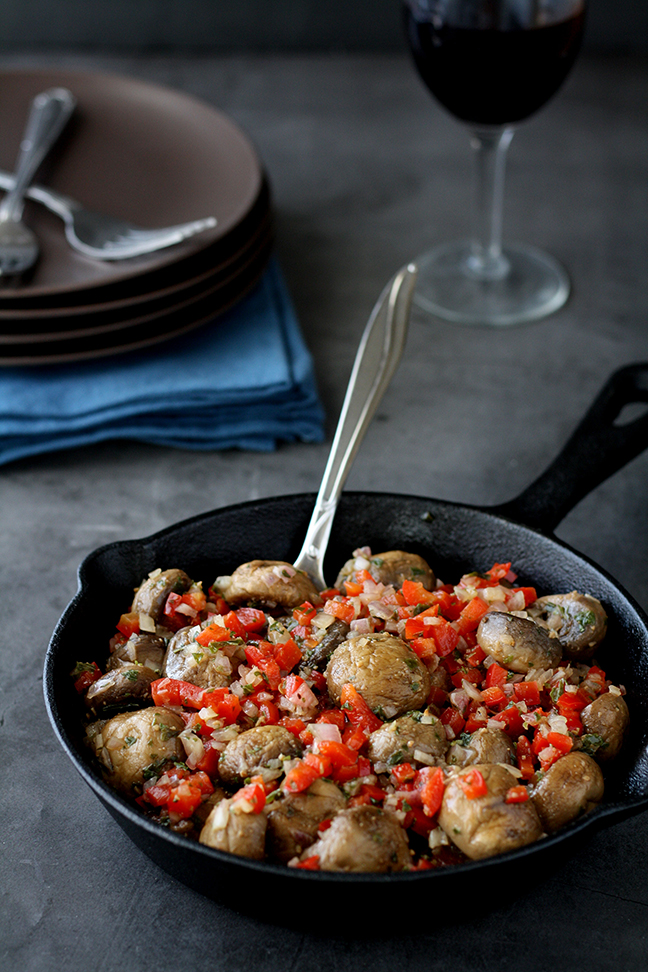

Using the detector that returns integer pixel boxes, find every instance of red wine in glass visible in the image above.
[402,0,587,326]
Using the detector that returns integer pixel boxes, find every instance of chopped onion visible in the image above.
[461,679,482,702]
[311,722,342,746]
[138,612,156,633]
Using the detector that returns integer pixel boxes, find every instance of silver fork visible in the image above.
[0,88,77,276]
[0,171,217,261]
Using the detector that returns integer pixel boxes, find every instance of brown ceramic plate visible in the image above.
[0,234,273,366]
[0,212,273,338]
[0,68,265,304]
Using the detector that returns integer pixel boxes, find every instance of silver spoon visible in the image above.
[294,262,418,590]
[0,87,76,277]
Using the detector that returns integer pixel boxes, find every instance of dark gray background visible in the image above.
[0,0,646,55]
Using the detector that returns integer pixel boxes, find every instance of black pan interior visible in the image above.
[44,491,648,920]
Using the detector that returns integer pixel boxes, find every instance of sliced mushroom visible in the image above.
[106,632,167,675]
[580,692,629,761]
[477,612,562,674]
[529,592,607,660]
[302,805,411,872]
[199,796,267,859]
[446,727,515,767]
[367,713,448,767]
[162,621,243,690]
[301,618,350,671]
[87,706,184,795]
[326,632,431,719]
[218,725,303,786]
[531,752,604,832]
[213,560,322,611]
[266,778,347,863]
[439,764,543,860]
[335,549,435,593]
[131,568,192,624]
[85,663,156,716]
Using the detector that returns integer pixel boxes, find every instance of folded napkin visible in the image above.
[0,258,325,466]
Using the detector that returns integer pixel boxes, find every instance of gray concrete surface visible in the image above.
[1,50,647,971]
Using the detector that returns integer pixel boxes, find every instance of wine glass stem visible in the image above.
[466,126,515,281]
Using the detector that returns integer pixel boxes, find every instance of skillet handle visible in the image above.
[493,364,648,533]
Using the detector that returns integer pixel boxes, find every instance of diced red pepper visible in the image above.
[196,622,234,646]
[195,740,222,777]
[440,707,465,738]
[484,663,509,688]
[481,685,508,710]
[401,579,438,607]
[428,618,460,657]
[293,601,318,626]
[283,761,321,794]
[294,855,320,870]
[202,687,242,725]
[234,607,267,632]
[257,700,280,725]
[516,735,535,780]
[410,637,438,662]
[73,661,102,694]
[509,587,537,607]
[416,766,445,817]
[513,681,541,706]
[318,739,358,769]
[303,751,333,778]
[459,768,488,800]
[342,724,368,751]
[465,644,487,667]
[556,687,590,713]
[456,597,489,634]
[151,677,205,709]
[274,638,302,673]
[490,705,525,738]
[116,611,140,638]
[390,762,417,787]
[343,579,364,597]
[505,785,530,804]
[339,683,383,734]
[451,667,482,689]
[316,708,346,731]
[323,599,356,625]
[279,716,307,737]
[232,779,266,813]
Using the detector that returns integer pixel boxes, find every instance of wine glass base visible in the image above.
[412,241,570,326]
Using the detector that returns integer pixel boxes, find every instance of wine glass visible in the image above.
[402,0,587,326]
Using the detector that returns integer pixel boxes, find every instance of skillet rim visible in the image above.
[43,487,648,890]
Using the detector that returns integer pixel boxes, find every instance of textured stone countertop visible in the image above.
[1,50,647,972]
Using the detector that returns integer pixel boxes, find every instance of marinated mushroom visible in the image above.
[199,796,267,859]
[163,621,242,690]
[477,612,562,674]
[580,691,630,761]
[326,632,431,719]
[439,764,543,860]
[266,778,347,863]
[301,805,411,872]
[106,632,166,675]
[531,752,604,832]
[301,617,350,671]
[367,713,448,768]
[218,725,303,786]
[213,560,322,611]
[529,592,607,660]
[131,568,192,623]
[335,549,435,592]
[85,663,156,716]
[87,706,184,795]
[446,727,515,767]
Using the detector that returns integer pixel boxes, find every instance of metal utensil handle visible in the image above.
[294,263,418,588]
[0,88,76,222]
[494,363,648,533]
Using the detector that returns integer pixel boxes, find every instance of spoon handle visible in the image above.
[0,87,76,222]
[294,263,418,589]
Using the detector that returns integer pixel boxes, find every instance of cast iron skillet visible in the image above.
[44,364,648,925]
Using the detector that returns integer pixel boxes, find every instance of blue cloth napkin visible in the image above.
[0,258,325,466]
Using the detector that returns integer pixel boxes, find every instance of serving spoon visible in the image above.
[293,263,418,590]
[0,88,76,277]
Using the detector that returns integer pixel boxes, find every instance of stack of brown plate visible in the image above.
[0,69,273,366]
